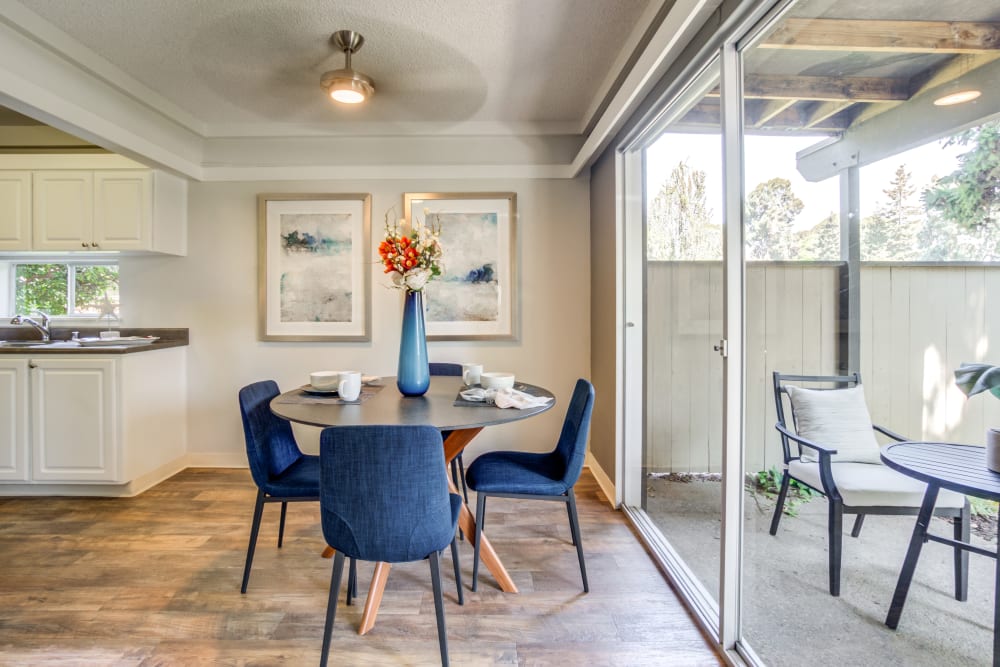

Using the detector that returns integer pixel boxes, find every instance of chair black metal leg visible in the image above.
[828,500,844,597]
[886,484,940,629]
[566,499,577,546]
[769,473,791,535]
[955,502,970,601]
[241,490,266,594]
[457,455,468,505]
[850,513,865,538]
[320,552,346,667]
[277,501,288,548]
[429,551,450,667]
[346,557,358,606]
[472,493,486,592]
[449,536,464,605]
[567,489,589,593]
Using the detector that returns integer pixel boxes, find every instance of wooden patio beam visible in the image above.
[803,100,855,128]
[743,74,910,102]
[760,19,1000,54]
[751,99,798,127]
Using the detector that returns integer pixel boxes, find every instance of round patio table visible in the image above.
[270,374,556,634]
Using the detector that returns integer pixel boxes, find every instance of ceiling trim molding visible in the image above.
[200,163,578,182]
[570,0,722,175]
[202,120,582,138]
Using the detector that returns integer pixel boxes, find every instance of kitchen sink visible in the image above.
[0,340,78,348]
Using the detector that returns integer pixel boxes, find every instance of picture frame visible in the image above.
[404,192,517,341]
[258,193,371,341]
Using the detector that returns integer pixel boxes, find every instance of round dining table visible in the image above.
[270,374,556,634]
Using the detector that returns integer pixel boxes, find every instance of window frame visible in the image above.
[7,258,120,321]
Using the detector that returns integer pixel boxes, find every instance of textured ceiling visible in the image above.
[16,0,654,133]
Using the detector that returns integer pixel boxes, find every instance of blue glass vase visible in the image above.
[397,289,430,397]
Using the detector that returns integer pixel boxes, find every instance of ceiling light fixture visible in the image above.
[320,30,375,104]
[933,55,981,107]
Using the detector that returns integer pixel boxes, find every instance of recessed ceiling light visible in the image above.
[320,30,375,105]
[933,89,982,106]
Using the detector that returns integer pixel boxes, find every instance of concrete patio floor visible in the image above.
[646,476,997,666]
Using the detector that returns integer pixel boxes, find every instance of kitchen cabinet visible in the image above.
[0,348,187,488]
[0,171,32,251]
[0,359,29,481]
[31,169,185,254]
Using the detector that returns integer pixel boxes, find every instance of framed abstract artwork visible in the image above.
[404,192,517,340]
[257,193,371,341]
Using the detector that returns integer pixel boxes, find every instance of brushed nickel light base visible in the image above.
[321,30,375,104]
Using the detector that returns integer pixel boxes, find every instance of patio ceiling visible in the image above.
[683,14,1000,134]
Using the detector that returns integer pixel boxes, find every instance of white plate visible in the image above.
[77,336,159,347]
[362,375,380,385]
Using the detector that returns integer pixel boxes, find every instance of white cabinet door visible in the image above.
[32,171,94,250]
[0,359,29,481]
[94,170,151,250]
[31,358,119,482]
[0,171,32,250]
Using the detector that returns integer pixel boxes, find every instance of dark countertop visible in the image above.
[0,327,188,355]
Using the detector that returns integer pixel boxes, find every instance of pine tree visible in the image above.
[798,212,839,260]
[862,165,920,260]
[924,120,1000,229]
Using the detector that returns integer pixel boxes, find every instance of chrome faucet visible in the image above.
[10,310,52,341]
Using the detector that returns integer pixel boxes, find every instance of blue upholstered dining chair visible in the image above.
[238,380,357,601]
[430,362,469,505]
[319,425,463,667]
[466,378,595,593]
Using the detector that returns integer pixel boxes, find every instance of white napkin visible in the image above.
[459,387,553,409]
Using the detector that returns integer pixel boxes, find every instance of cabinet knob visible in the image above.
[81,242,88,248]
[28,362,37,369]
[92,242,99,248]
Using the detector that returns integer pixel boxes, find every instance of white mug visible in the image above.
[310,370,341,391]
[462,363,483,386]
[338,371,362,401]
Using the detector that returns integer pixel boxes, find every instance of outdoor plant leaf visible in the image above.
[955,362,1000,400]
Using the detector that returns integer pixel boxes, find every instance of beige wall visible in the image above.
[589,148,618,480]
[119,176,590,462]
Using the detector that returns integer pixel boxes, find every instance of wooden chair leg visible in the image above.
[850,514,865,538]
[955,503,970,601]
[472,493,486,592]
[567,489,589,593]
[277,501,288,548]
[320,552,346,667]
[828,501,844,597]
[241,490,265,594]
[429,551,450,667]
[769,473,791,535]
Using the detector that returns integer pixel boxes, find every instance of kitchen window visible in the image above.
[3,260,119,318]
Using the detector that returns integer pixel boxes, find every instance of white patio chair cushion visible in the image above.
[788,460,966,508]
[786,385,881,464]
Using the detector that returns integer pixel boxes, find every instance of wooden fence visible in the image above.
[646,262,1000,473]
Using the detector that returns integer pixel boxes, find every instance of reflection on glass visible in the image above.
[642,63,724,604]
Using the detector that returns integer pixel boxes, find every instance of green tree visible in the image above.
[862,165,920,260]
[14,264,119,316]
[647,160,720,260]
[797,212,839,260]
[924,120,1000,229]
[745,178,803,260]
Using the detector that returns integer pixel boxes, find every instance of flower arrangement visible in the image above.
[377,209,444,292]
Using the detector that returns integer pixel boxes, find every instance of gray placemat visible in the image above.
[276,383,384,405]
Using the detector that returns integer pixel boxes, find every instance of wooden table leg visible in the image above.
[359,561,391,635]
[443,428,518,594]
[321,545,335,558]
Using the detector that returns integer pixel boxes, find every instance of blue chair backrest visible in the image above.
[553,379,596,488]
[238,381,304,490]
[319,425,455,563]
[429,363,462,376]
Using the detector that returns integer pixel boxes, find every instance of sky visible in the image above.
[645,132,965,231]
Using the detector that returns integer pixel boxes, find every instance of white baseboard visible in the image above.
[585,451,617,509]
[0,455,190,497]
[185,452,249,468]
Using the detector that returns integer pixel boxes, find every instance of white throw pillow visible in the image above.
[785,385,881,464]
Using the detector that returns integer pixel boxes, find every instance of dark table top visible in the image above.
[881,441,1000,501]
[270,375,556,431]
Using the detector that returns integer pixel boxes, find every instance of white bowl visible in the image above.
[310,370,341,391]
[481,372,515,390]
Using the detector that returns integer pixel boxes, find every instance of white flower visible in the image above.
[404,268,432,291]
[390,271,405,289]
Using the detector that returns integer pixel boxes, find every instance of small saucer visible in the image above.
[302,385,339,396]
[362,375,381,385]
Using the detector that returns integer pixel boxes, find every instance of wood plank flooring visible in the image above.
[0,468,722,666]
